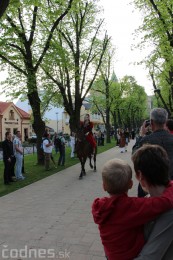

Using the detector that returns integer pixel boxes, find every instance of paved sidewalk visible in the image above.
[0,140,138,260]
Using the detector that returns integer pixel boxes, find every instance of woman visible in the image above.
[80,114,97,154]
[119,128,126,153]
[70,132,76,158]
[132,144,173,260]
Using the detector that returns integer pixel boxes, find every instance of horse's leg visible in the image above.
[93,153,96,172]
[79,157,86,179]
[79,158,84,179]
[83,157,87,176]
[89,155,93,169]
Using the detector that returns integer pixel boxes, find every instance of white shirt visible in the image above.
[70,136,75,145]
[13,137,23,156]
[43,139,52,153]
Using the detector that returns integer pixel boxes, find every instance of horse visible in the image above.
[75,129,97,179]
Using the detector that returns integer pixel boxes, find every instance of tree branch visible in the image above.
[0,54,27,75]
[35,0,74,71]
[28,6,38,45]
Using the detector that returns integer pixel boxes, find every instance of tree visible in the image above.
[41,0,110,132]
[0,0,74,163]
[91,75,147,134]
[118,76,148,128]
[0,0,10,18]
[133,0,173,116]
[90,44,116,143]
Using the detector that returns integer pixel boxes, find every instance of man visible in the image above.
[2,132,16,185]
[58,133,66,166]
[13,131,25,180]
[132,108,173,196]
[42,132,53,171]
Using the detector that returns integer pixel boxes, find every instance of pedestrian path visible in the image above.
[0,140,137,260]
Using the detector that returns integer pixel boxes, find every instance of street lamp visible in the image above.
[62,111,64,133]
[56,112,58,133]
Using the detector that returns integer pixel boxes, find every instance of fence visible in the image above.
[0,144,37,161]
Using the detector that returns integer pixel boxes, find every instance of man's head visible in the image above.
[102,159,133,195]
[5,131,11,140]
[84,114,90,121]
[132,144,170,191]
[43,132,50,138]
[150,108,168,131]
[16,131,21,138]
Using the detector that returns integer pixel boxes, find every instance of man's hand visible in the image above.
[139,121,149,137]
[85,132,89,136]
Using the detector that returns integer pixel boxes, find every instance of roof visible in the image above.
[0,101,30,119]
[0,101,12,115]
[15,106,30,119]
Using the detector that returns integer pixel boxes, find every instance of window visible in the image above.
[9,110,15,120]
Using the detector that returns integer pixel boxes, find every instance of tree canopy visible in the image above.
[133,0,173,116]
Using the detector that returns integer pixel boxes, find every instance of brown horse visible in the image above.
[76,129,97,179]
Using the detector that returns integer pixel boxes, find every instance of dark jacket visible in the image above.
[2,139,14,161]
[132,129,173,179]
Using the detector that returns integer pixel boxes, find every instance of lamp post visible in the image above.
[56,112,58,133]
[62,111,64,133]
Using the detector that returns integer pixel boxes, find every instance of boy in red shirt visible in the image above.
[92,144,173,260]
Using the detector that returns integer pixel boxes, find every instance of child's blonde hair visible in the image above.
[102,159,132,194]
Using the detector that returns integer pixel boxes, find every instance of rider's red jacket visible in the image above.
[80,121,96,148]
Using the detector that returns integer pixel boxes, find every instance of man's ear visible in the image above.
[137,170,147,189]
[103,181,107,192]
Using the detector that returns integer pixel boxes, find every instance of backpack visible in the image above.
[55,137,62,149]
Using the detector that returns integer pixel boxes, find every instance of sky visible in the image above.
[0,0,153,102]
[99,0,153,95]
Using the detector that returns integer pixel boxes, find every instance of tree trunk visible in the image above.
[0,0,10,18]
[67,98,82,133]
[27,73,45,164]
[105,108,111,143]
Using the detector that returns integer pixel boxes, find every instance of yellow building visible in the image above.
[0,101,31,141]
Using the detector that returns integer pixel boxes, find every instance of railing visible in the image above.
[0,145,37,161]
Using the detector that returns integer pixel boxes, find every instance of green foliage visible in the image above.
[133,0,173,115]
[91,74,148,128]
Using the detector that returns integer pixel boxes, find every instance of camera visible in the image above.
[145,120,150,127]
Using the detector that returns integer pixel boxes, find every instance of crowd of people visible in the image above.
[92,107,173,260]
[2,108,173,259]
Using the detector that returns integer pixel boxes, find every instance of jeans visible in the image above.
[58,147,65,166]
[15,153,24,179]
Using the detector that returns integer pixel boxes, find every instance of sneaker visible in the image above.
[17,176,25,180]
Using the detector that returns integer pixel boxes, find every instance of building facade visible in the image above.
[0,101,31,141]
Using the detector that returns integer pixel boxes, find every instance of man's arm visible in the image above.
[132,121,149,154]
[2,141,10,160]
[134,210,173,260]
[14,140,23,154]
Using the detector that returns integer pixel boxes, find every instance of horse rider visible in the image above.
[80,114,97,154]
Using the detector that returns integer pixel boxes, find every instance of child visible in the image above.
[92,145,173,260]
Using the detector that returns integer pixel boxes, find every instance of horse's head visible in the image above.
[76,128,86,142]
